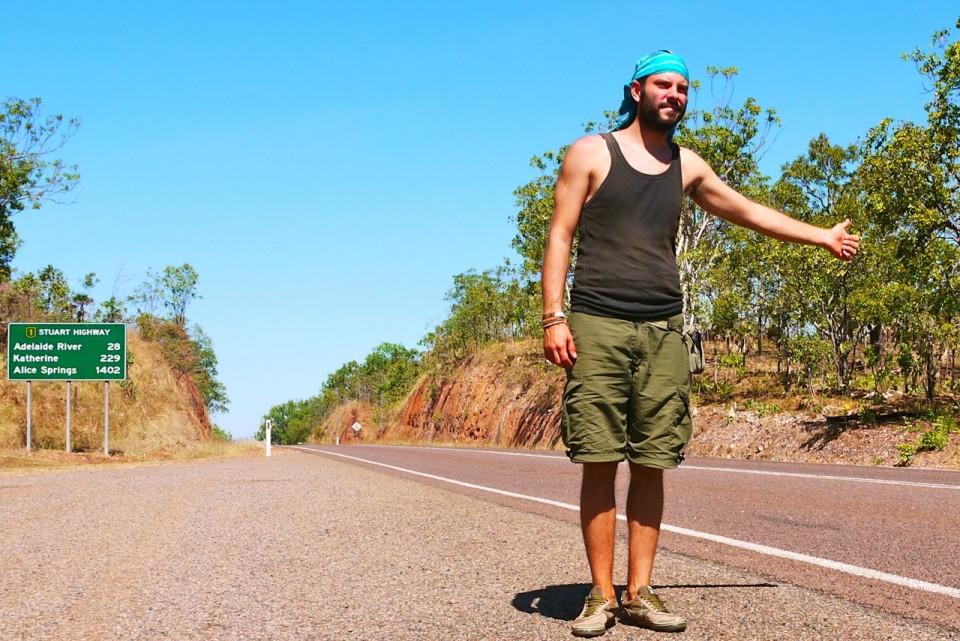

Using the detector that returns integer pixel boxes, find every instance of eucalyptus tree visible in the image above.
[13,264,73,321]
[129,263,202,326]
[674,67,780,327]
[765,135,875,392]
[0,98,80,280]
[857,19,960,399]
[422,261,537,366]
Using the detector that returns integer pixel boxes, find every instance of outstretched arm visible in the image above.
[681,148,860,260]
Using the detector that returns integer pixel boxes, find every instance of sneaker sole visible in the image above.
[620,615,686,633]
[572,614,615,637]
[571,623,613,637]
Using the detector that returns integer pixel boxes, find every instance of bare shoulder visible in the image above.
[565,134,607,163]
[678,146,709,171]
[560,134,608,180]
[679,146,715,193]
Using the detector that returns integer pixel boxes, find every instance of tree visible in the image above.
[674,66,780,326]
[359,342,422,409]
[422,262,537,365]
[13,265,73,320]
[855,19,960,399]
[72,272,98,321]
[128,268,161,317]
[94,296,126,322]
[0,98,80,281]
[160,264,200,325]
[129,264,202,325]
[256,399,316,445]
[766,135,873,391]
[190,324,230,414]
[322,360,363,406]
[512,145,570,281]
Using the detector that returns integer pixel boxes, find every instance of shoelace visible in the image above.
[637,593,670,613]
[580,594,611,617]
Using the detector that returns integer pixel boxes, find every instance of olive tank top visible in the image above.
[569,132,684,321]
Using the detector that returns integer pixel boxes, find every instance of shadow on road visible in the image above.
[512,582,778,621]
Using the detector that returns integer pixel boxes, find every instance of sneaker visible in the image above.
[619,586,686,632]
[571,586,617,637]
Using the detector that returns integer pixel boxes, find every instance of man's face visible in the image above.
[636,72,689,133]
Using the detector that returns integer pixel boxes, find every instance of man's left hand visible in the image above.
[827,218,860,261]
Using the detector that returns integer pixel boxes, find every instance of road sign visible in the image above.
[352,421,362,432]
[7,323,127,381]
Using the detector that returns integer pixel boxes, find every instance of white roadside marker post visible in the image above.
[265,419,272,457]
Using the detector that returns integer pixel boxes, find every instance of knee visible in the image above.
[582,461,620,484]
[628,462,664,481]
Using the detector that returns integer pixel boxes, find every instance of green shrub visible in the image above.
[744,399,780,417]
[211,425,232,441]
[917,428,948,452]
[897,443,917,464]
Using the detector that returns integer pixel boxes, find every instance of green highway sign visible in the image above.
[7,323,127,381]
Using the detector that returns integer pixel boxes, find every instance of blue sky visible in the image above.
[5,1,957,440]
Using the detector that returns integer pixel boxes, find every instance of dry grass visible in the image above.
[0,327,240,476]
[0,332,209,455]
[0,440,274,478]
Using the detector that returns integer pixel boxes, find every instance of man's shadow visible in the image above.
[512,582,778,621]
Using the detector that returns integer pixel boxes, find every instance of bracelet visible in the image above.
[542,311,566,321]
[541,318,568,330]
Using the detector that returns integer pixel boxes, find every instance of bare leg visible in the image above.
[625,462,664,599]
[580,461,620,600]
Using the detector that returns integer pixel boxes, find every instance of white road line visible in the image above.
[362,444,960,490]
[406,445,563,460]
[680,465,960,490]
[659,524,960,599]
[289,447,575,510]
[291,446,960,600]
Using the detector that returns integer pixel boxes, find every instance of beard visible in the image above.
[638,88,686,133]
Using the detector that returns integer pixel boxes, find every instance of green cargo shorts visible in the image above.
[562,311,692,468]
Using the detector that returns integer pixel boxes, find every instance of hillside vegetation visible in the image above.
[316,338,960,469]
[1,95,231,464]
[0,328,210,455]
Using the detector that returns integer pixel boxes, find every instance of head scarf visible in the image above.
[613,50,690,132]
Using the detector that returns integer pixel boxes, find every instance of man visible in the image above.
[541,50,860,637]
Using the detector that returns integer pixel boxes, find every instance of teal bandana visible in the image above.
[613,50,690,132]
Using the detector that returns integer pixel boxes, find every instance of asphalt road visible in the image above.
[1,447,957,640]
[293,444,960,635]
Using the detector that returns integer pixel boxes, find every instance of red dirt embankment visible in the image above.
[383,342,564,448]
[333,339,959,469]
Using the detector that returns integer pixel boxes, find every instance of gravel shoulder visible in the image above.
[1,451,956,640]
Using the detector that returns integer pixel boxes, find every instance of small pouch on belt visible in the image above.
[680,326,705,375]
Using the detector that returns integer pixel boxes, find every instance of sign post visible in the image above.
[66,381,72,453]
[104,381,110,455]
[7,323,126,453]
[26,381,32,453]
